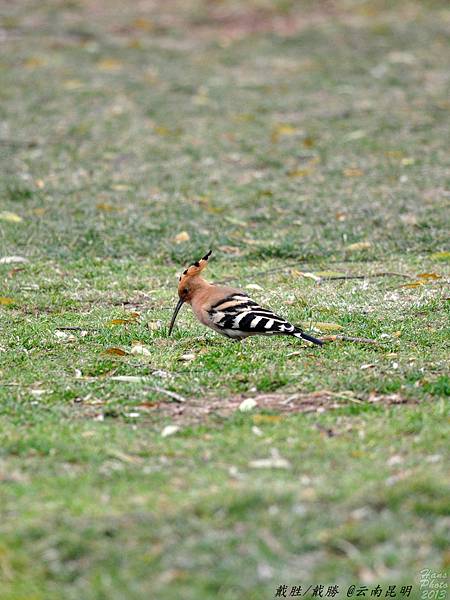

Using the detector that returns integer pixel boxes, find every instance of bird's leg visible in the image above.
[235,336,247,359]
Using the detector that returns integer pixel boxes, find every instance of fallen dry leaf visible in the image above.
[97,58,123,71]
[430,251,450,262]
[0,211,22,223]
[401,281,425,288]
[416,272,441,280]
[161,425,180,438]
[288,159,319,179]
[385,150,404,159]
[154,125,182,137]
[300,487,317,501]
[345,129,367,141]
[0,297,15,305]
[0,256,28,264]
[271,123,300,142]
[108,318,135,326]
[103,347,128,356]
[130,343,151,356]
[343,167,364,177]
[96,203,122,212]
[24,56,46,68]
[174,231,190,243]
[131,17,154,31]
[203,203,225,215]
[154,125,169,136]
[192,91,210,106]
[54,331,75,342]
[8,267,25,278]
[111,184,131,191]
[252,426,263,436]
[400,213,417,225]
[63,79,83,90]
[346,241,371,252]
[32,208,46,216]
[30,389,49,398]
[288,168,313,178]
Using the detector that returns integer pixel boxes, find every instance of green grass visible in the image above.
[0,0,449,598]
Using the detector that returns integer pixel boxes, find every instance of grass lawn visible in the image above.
[0,0,449,598]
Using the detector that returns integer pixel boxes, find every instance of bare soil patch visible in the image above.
[134,390,412,425]
[75,389,413,425]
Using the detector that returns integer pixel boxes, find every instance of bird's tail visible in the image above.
[293,331,323,346]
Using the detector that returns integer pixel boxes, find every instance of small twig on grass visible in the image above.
[216,266,413,285]
[321,335,380,345]
[101,377,186,403]
[280,393,301,405]
[322,271,414,281]
[150,386,186,403]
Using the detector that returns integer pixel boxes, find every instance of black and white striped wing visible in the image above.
[208,293,296,337]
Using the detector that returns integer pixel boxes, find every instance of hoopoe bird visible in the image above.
[168,250,323,346]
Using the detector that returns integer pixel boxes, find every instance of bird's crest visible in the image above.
[179,250,212,283]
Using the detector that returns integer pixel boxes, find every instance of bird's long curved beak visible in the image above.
[168,298,184,336]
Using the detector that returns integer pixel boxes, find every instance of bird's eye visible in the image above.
[183,287,189,294]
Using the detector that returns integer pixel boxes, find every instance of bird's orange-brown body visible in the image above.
[190,282,246,337]
[168,250,322,345]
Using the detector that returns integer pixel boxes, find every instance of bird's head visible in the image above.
[168,250,212,335]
